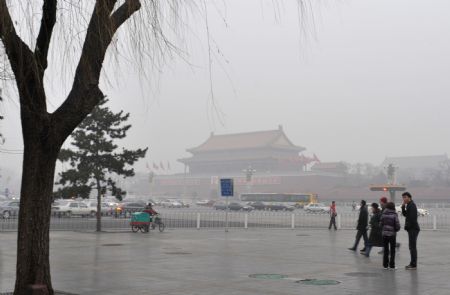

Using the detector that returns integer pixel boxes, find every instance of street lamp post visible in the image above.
[243,166,256,193]
[369,163,405,203]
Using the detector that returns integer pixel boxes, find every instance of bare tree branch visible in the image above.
[0,0,46,113]
[35,0,58,78]
[52,0,141,144]
[111,0,142,32]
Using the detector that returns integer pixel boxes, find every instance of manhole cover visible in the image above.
[296,279,341,286]
[345,272,381,278]
[249,274,288,280]
[164,252,192,255]
[101,243,124,247]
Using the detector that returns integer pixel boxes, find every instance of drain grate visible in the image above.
[345,272,381,278]
[296,279,341,286]
[249,274,288,280]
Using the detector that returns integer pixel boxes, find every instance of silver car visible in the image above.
[0,201,20,219]
[304,203,329,214]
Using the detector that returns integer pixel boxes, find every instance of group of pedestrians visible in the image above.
[347,192,420,270]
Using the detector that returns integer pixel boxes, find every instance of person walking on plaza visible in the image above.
[329,201,337,230]
[363,203,383,257]
[380,202,400,269]
[401,192,420,270]
[348,200,368,252]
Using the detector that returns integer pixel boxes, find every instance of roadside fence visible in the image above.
[1,211,449,232]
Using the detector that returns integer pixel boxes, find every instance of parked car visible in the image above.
[51,201,91,217]
[304,203,329,214]
[265,203,295,212]
[178,200,190,208]
[160,199,183,208]
[214,202,254,211]
[396,205,429,217]
[0,200,20,219]
[84,201,112,216]
[418,208,430,216]
[114,201,146,217]
[246,201,267,210]
[196,199,216,207]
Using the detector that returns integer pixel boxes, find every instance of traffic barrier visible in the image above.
[1,211,450,232]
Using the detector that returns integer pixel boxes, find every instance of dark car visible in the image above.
[114,202,146,217]
[247,201,267,210]
[214,202,253,211]
[0,201,20,219]
[265,203,295,211]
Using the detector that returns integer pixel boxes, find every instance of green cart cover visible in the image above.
[131,212,151,223]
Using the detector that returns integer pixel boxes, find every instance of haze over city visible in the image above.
[1,0,450,193]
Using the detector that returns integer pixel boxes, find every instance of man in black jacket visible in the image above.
[401,192,420,270]
[348,200,368,251]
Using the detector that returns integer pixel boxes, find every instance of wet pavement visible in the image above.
[1,229,449,294]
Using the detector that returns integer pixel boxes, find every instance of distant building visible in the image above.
[311,162,348,175]
[178,126,306,175]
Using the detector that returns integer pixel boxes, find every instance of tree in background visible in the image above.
[57,98,147,231]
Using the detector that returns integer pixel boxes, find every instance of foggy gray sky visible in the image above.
[1,0,450,188]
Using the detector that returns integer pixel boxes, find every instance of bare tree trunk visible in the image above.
[96,178,102,232]
[14,130,61,295]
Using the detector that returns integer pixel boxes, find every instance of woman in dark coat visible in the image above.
[363,203,383,257]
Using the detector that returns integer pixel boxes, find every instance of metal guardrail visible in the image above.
[1,211,449,232]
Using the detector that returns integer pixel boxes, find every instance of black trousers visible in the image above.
[408,229,419,267]
[352,229,368,249]
[383,235,396,268]
[329,215,337,230]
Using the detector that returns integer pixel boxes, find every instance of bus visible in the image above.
[240,193,318,208]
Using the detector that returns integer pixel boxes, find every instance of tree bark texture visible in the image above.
[15,118,61,295]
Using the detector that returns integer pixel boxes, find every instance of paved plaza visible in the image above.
[1,228,449,295]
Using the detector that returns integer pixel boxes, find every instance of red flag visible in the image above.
[153,162,159,170]
[160,161,165,170]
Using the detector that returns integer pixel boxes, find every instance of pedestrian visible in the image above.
[352,201,357,211]
[380,202,400,270]
[378,196,400,254]
[363,203,383,257]
[401,192,420,270]
[348,200,368,252]
[329,201,337,230]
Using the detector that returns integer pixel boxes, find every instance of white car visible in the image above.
[160,199,183,208]
[418,208,430,216]
[52,201,91,217]
[84,201,112,216]
[304,203,329,214]
[396,206,429,216]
